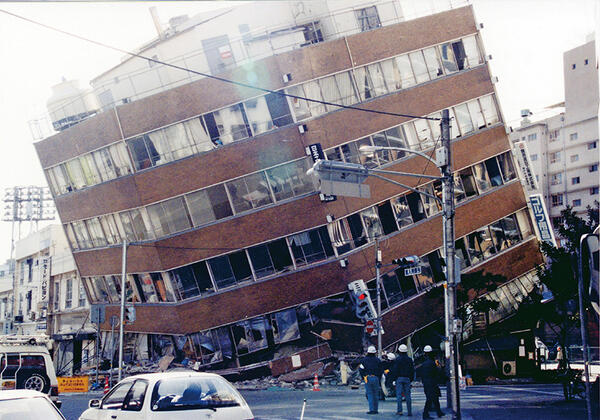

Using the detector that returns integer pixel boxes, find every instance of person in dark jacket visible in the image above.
[359,345,383,414]
[418,345,445,419]
[389,344,414,416]
[384,352,397,397]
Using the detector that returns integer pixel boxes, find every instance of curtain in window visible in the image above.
[319,75,342,112]
[108,143,133,176]
[243,96,273,135]
[183,117,214,152]
[479,95,500,126]
[303,80,326,116]
[380,58,402,91]
[335,72,358,105]
[409,51,429,83]
[462,35,482,67]
[146,130,171,166]
[164,123,195,160]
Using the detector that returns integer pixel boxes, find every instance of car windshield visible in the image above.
[150,376,243,411]
[0,396,64,420]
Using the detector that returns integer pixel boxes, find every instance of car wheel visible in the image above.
[22,373,50,393]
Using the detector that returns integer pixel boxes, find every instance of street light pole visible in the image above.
[375,238,382,358]
[118,240,127,382]
[440,109,461,419]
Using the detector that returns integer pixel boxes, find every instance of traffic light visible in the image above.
[392,255,420,267]
[125,305,136,324]
[347,280,377,321]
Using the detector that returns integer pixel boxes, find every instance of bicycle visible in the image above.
[559,369,585,401]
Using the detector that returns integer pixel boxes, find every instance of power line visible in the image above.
[0,8,439,122]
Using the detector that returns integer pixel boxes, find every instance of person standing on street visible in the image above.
[384,352,397,398]
[418,345,445,419]
[390,344,414,416]
[359,345,383,415]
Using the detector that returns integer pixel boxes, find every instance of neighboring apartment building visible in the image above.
[0,260,14,334]
[9,225,93,374]
[510,36,599,236]
[45,225,94,376]
[35,1,542,374]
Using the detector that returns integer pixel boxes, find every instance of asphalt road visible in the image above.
[59,383,593,420]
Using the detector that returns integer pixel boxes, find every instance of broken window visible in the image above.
[271,309,301,344]
[248,239,294,279]
[232,317,268,355]
[406,192,426,222]
[360,207,383,239]
[208,251,253,289]
[289,226,334,267]
[390,195,413,229]
[226,172,273,214]
[377,201,399,235]
[355,6,381,32]
[150,272,176,302]
[131,273,158,303]
[496,152,517,182]
[484,156,504,187]
[472,162,492,193]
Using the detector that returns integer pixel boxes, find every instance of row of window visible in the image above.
[371,209,533,311]
[64,93,502,252]
[82,151,519,305]
[65,157,315,250]
[551,190,598,208]
[45,34,485,197]
[96,209,535,370]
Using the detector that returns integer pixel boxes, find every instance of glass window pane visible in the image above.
[459,167,479,197]
[454,103,474,136]
[163,123,195,160]
[439,42,458,74]
[479,95,500,126]
[406,192,426,222]
[147,203,169,237]
[129,208,154,241]
[272,309,300,343]
[208,256,236,289]
[85,218,107,247]
[382,272,403,306]
[244,96,274,136]
[501,214,521,246]
[463,35,482,67]
[415,255,434,290]
[455,237,471,269]
[422,47,443,79]
[226,172,272,213]
[395,55,416,88]
[64,159,86,190]
[109,142,133,176]
[286,84,312,121]
[360,207,383,239]
[384,126,408,159]
[390,195,413,228]
[380,58,402,91]
[162,197,192,233]
[402,122,420,150]
[409,51,429,83]
[419,184,441,216]
[248,244,275,278]
[183,117,214,152]
[265,92,293,128]
[134,274,158,303]
[268,239,294,272]
[341,141,361,164]
[319,75,342,112]
[213,104,250,144]
[484,157,504,187]
[472,162,492,193]
[490,220,509,251]
[467,99,486,130]
[72,221,92,249]
[413,118,434,149]
[335,72,358,105]
[92,148,116,182]
[127,136,151,171]
[146,131,172,166]
[497,152,517,182]
[346,213,368,247]
[150,272,175,302]
[191,261,214,294]
[367,63,388,97]
[171,266,200,299]
[516,209,534,239]
[453,173,467,203]
[79,154,99,185]
[354,66,374,101]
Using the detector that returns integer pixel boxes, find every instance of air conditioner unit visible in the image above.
[502,360,516,376]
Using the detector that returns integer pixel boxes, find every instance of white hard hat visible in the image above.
[424,345,433,353]
[399,344,408,353]
[367,345,377,354]
[387,352,396,360]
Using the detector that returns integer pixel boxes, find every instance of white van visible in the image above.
[0,334,60,406]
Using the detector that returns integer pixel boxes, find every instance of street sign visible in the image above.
[404,266,421,276]
[365,320,375,335]
[90,304,105,324]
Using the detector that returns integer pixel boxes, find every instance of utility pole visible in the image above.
[441,110,460,419]
[375,238,382,357]
[577,233,594,420]
[118,241,127,382]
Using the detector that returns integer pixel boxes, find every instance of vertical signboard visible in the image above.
[514,141,539,192]
[529,194,557,247]
[39,256,50,304]
[306,143,336,202]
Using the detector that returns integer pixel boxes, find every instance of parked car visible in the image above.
[0,334,60,407]
[79,371,254,420]
[0,389,65,420]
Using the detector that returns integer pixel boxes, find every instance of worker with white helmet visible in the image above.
[389,343,415,416]
[418,345,445,419]
[358,345,384,415]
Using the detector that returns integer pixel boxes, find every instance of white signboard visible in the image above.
[39,257,50,303]
[404,266,422,276]
[514,141,539,192]
[530,194,557,247]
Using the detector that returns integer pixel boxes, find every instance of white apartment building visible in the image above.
[0,260,14,334]
[510,36,599,235]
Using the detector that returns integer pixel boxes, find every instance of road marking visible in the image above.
[483,385,562,396]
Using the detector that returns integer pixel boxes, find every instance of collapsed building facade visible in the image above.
[34,1,543,377]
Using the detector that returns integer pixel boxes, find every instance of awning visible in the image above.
[463,335,520,352]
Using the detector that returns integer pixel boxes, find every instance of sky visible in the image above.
[0,0,597,261]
